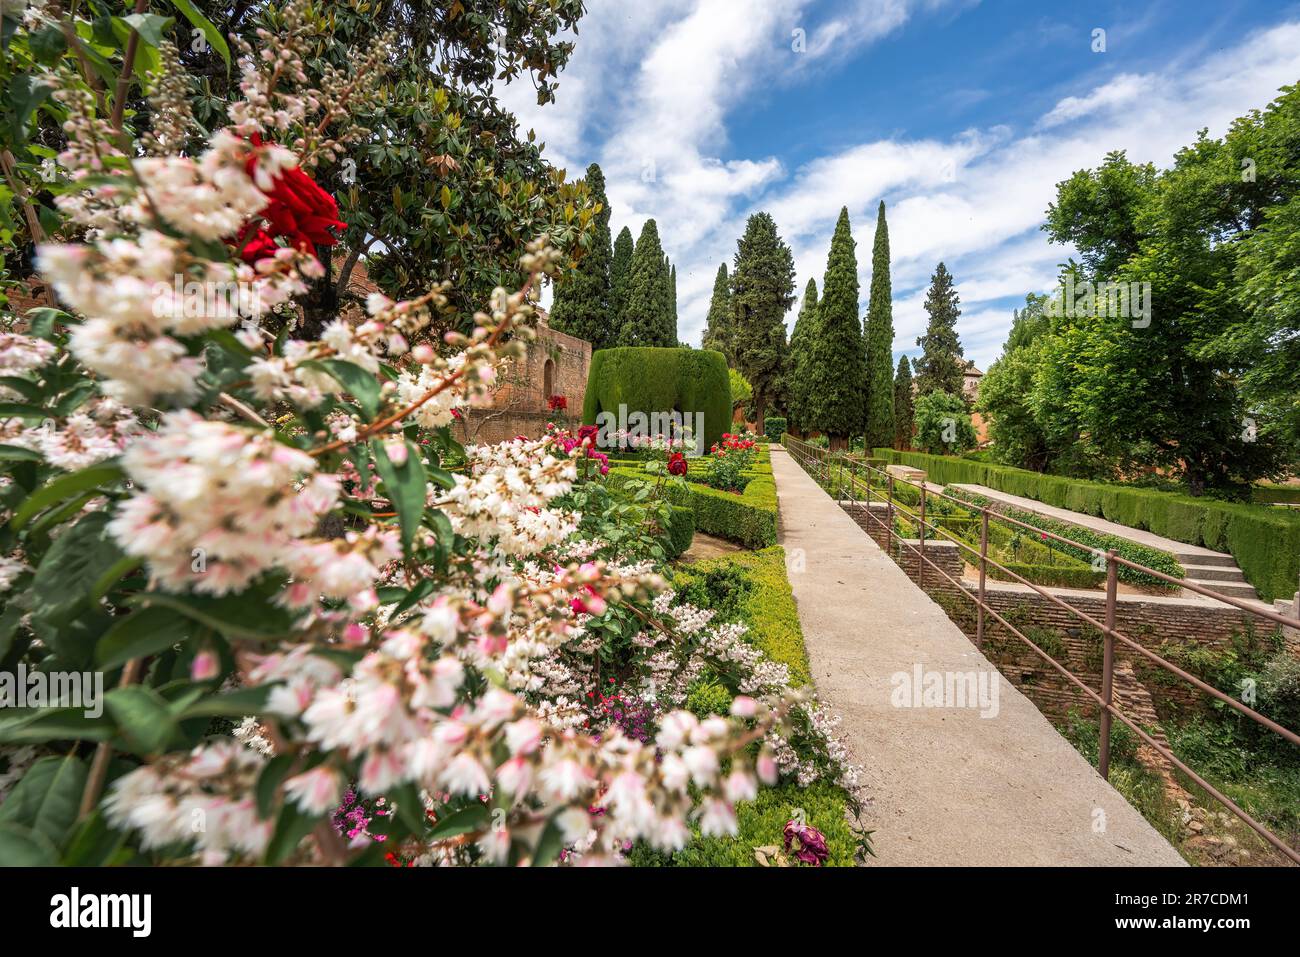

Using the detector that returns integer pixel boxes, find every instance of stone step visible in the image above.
[1184,578,1259,600]
[1172,551,1237,567]
[1181,564,1247,583]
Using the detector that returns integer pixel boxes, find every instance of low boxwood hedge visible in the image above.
[986,562,1106,590]
[607,467,778,549]
[876,448,1299,601]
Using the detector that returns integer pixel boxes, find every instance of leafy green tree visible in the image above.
[787,278,818,435]
[914,391,976,454]
[808,207,864,447]
[669,262,678,342]
[976,295,1055,470]
[729,211,796,432]
[913,262,966,399]
[182,0,596,334]
[621,219,674,346]
[1038,109,1296,493]
[892,354,914,450]
[701,263,732,361]
[549,163,612,348]
[863,200,895,450]
[609,225,635,340]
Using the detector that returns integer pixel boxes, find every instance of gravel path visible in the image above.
[771,446,1186,866]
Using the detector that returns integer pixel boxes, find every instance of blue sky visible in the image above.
[501,0,1300,370]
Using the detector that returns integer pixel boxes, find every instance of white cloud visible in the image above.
[497,5,1300,372]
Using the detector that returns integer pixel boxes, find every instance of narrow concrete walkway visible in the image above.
[771,447,1185,866]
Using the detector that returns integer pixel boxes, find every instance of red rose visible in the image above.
[667,452,688,476]
[244,134,346,254]
[234,223,280,264]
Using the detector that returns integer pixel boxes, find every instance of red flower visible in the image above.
[667,452,688,476]
[577,425,599,447]
[244,134,346,255]
[234,223,280,265]
[547,395,568,412]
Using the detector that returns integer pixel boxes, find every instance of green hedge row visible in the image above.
[607,467,778,549]
[763,417,787,444]
[948,487,1182,590]
[876,449,1300,602]
[1254,484,1300,505]
[987,562,1106,590]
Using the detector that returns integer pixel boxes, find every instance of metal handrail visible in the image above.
[780,435,1300,864]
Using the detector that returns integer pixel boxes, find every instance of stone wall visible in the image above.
[453,324,591,446]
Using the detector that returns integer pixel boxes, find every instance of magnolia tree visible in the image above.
[0,2,857,866]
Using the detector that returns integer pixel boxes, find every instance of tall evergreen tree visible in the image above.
[863,200,896,449]
[669,263,678,343]
[621,219,674,346]
[548,163,613,348]
[787,278,819,435]
[609,225,634,338]
[913,261,966,398]
[730,212,796,432]
[808,207,865,447]
[701,263,732,360]
[893,354,914,449]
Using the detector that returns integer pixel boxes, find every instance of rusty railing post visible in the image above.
[1099,549,1118,780]
[918,481,927,587]
[886,474,894,556]
[977,506,989,649]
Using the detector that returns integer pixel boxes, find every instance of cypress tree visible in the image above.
[701,263,731,361]
[548,163,612,348]
[787,278,819,435]
[621,219,674,346]
[863,200,896,450]
[730,211,796,433]
[913,261,966,398]
[609,225,634,337]
[893,354,914,449]
[669,263,678,344]
[808,207,865,447]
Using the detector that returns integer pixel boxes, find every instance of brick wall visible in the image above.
[453,324,590,445]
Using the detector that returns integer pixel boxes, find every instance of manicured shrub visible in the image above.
[608,467,778,549]
[663,504,695,559]
[583,347,731,451]
[1254,484,1300,505]
[763,417,787,443]
[875,448,1300,601]
[987,563,1107,589]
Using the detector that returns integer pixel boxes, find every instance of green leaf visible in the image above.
[7,74,54,142]
[531,812,565,867]
[264,802,321,865]
[0,823,59,865]
[105,685,177,754]
[178,684,271,719]
[0,444,41,462]
[302,359,383,418]
[372,439,427,552]
[0,402,47,421]
[11,462,122,530]
[0,755,88,846]
[129,591,294,641]
[255,754,296,820]
[122,12,174,46]
[96,605,191,669]
[427,802,489,840]
[61,810,127,866]
[168,0,230,71]
[0,706,115,745]
[29,512,125,643]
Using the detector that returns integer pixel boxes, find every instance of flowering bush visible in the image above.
[0,5,834,867]
[699,433,758,492]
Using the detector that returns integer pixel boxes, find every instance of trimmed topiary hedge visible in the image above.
[876,448,1300,602]
[662,504,695,559]
[763,417,787,444]
[1254,484,1300,505]
[583,347,731,452]
[987,563,1106,590]
[606,467,778,549]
